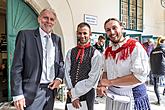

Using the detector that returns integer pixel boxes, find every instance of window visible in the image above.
[120,0,143,31]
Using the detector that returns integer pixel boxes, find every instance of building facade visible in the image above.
[0,0,164,101]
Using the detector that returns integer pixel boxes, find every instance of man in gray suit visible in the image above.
[11,8,64,110]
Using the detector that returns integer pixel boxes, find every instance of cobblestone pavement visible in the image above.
[1,84,165,110]
[94,85,165,110]
[53,84,165,110]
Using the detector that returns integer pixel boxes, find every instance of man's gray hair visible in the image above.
[39,8,56,18]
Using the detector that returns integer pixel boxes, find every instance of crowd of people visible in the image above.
[10,8,165,110]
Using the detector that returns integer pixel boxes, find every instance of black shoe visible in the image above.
[151,101,160,105]
[163,89,165,95]
[94,100,99,104]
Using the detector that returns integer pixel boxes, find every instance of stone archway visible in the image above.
[25,0,77,55]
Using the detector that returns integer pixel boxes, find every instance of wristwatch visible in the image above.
[161,0,165,8]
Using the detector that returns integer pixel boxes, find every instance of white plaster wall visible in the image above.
[48,0,120,54]
[27,0,165,55]
[143,0,165,36]
[67,0,119,33]
[27,0,120,55]
[48,0,76,55]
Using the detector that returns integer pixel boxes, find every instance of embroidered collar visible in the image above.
[110,37,128,51]
[104,38,137,62]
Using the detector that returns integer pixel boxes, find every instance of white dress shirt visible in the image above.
[39,28,55,83]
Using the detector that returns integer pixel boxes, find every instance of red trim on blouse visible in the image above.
[104,39,137,61]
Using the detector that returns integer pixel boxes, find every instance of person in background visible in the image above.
[11,8,64,110]
[93,35,106,53]
[93,35,106,104]
[150,36,165,105]
[143,38,155,57]
[143,38,155,85]
[0,62,7,83]
[64,22,102,110]
[97,18,150,110]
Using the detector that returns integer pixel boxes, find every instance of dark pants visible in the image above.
[149,71,154,85]
[25,84,55,110]
[65,88,95,110]
[153,77,160,103]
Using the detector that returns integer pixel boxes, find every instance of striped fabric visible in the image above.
[133,84,150,110]
[105,84,150,110]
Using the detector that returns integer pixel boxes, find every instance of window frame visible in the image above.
[120,0,143,32]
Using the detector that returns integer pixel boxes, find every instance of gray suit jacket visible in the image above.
[11,28,64,106]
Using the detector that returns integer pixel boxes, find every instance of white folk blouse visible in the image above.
[103,37,150,87]
[64,48,103,101]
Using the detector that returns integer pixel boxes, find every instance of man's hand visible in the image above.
[14,98,26,110]
[96,86,107,97]
[67,90,72,98]
[100,79,111,86]
[72,99,81,109]
[48,79,61,90]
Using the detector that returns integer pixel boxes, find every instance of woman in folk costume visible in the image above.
[97,18,151,110]
[64,22,102,110]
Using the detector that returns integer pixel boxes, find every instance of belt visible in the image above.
[39,83,49,88]
[113,86,120,88]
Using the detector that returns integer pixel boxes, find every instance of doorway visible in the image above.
[0,0,38,102]
[1,0,64,102]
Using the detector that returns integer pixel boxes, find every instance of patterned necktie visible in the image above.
[46,35,55,80]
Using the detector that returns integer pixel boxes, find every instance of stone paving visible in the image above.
[54,84,165,110]
[0,84,165,110]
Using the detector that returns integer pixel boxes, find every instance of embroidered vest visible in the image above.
[70,46,95,87]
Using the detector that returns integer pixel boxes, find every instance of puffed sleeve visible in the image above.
[64,49,73,89]
[130,42,150,83]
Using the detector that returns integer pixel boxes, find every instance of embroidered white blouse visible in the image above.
[103,38,150,87]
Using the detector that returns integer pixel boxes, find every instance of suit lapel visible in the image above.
[34,29,43,66]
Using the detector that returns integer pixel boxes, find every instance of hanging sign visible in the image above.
[84,14,97,25]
